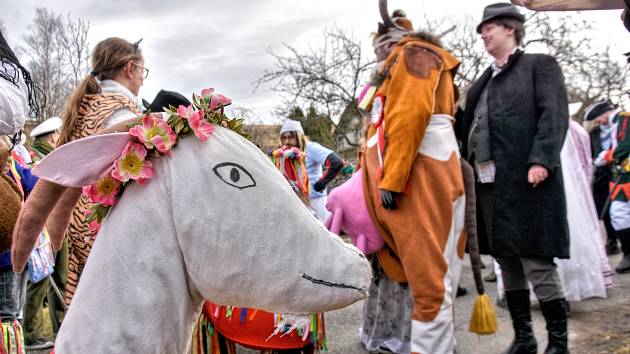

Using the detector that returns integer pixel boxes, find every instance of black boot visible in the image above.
[540,298,570,354]
[616,255,630,273]
[604,214,620,255]
[616,228,630,273]
[502,289,537,354]
[606,238,621,255]
[456,286,468,297]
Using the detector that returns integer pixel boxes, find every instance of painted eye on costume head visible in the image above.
[213,162,256,189]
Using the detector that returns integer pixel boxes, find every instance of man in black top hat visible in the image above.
[461,3,570,354]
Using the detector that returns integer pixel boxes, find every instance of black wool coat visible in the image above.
[461,50,570,259]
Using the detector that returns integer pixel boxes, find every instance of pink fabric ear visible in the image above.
[326,171,385,254]
[33,133,131,187]
[328,208,344,235]
[356,234,367,254]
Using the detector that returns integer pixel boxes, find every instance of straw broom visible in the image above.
[461,160,497,335]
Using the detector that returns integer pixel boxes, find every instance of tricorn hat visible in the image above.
[583,100,616,122]
[477,3,525,33]
[142,89,191,113]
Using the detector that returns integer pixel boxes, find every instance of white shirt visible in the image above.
[491,47,520,77]
[99,79,141,128]
[0,65,28,135]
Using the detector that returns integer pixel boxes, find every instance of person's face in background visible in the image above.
[594,110,614,126]
[480,21,516,59]
[45,131,60,146]
[281,131,298,148]
[116,57,147,97]
[129,58,146,96]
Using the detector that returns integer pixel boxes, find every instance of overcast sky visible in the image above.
[1,0,627,123]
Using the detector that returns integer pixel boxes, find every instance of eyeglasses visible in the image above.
[132,62,149,79]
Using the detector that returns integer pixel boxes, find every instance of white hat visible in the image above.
[280,119,304,135]
[30,116,62,138]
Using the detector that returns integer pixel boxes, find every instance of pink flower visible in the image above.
[200,88,215,97]
[88,219,100,233]
[111,142,154,184]
[83,175,122,206]
[129,115,177,154]
[177,105,214,141]
[210,94,231,110]
[83,209,101,233]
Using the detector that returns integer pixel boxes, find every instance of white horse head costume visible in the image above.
[32,126,371,353]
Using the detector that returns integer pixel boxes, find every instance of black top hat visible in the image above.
[476,3,525,33]
[142,89,191,113]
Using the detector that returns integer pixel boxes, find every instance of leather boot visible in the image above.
[616,255,630,273]
[616,228,630,273]
[540,298,569,354]
[606,238,621,255]
[502,289,537,354]
[604,215,619,255]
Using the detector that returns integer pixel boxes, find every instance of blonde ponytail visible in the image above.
[58,74,101,146]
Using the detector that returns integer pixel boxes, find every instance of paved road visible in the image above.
[235,253,630,354]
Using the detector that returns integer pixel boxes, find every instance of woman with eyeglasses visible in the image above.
[55,37,148,307]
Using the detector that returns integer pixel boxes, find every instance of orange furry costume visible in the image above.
[362,29,466,354]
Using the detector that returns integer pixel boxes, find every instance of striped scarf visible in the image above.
[30,139,54,161]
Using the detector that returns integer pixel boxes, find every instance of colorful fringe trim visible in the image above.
[193,304,327,353]
[0,320,25,354]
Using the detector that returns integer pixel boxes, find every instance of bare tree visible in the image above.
[22,8,65,121]
[254,26,374,123]
[22,8,90,122]
[517,12,628,118]
[421,15,490,88]
[254,26,374,149]
[58,13,90,88]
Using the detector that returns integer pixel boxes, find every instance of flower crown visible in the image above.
[83,88,246,232]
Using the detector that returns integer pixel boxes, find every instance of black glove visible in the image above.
[314,180,326,193]
[380,189,399,210]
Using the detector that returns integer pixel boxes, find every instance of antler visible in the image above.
[436,25,457,40]
[379,0,395,28]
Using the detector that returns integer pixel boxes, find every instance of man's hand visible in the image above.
[528,164,548,188]
[380,189,399,210]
